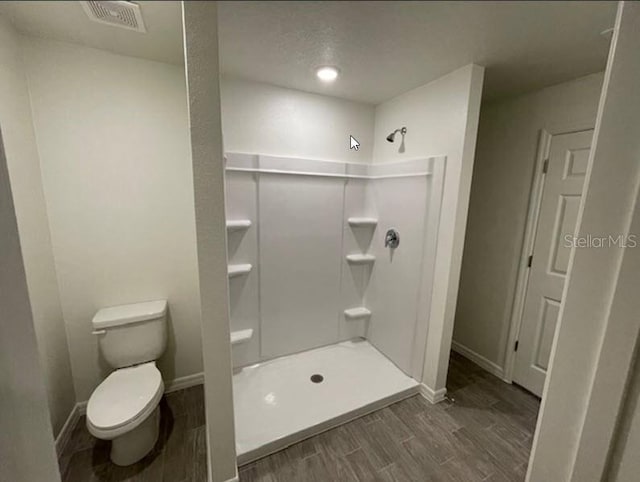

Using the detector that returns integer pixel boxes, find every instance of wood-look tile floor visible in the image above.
[239,352,540,482]
[58,353,539,481]
[58,385,207,482]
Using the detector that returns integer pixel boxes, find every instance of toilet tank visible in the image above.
[92,300,167,369]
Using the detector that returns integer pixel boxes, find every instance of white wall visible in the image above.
[0,103,60,482]
[454,72,604,372]
[372,64,485,394]
[0,15,74,438]
[220,77,375,163]
[21,37,201,402]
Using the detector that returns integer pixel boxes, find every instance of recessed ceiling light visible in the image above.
[316,66,339,82]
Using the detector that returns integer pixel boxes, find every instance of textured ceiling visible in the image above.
[218,1,616,103]
[0,1,616,104]
[0,1,184,65]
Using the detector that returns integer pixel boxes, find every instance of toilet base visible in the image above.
[110,405,160,466]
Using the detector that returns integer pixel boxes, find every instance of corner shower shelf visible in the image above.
[226,219,252,231]
[348,217,378,227]
[346,254,376,264]
[231,328,254,345]
[228,263,252,278]
[344,307,371,320]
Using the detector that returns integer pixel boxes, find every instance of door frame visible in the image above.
[503,121,595,384]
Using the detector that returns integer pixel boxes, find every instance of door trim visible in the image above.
[503,123,595,384]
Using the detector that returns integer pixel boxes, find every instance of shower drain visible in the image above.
[310,374,324,383]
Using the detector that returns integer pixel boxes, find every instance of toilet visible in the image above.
[86,300,167,466]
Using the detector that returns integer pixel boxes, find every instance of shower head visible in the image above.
[386,127,407,143]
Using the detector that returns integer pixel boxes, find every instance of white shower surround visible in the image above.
[225,152,445,380]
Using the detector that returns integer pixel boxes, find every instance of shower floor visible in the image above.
[232,339,419,464]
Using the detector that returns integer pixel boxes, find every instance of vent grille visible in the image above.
[81,1,146,33]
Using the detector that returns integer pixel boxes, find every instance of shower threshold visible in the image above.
[232,338,419,465]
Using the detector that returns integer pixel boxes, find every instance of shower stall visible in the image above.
[225,152,446,463]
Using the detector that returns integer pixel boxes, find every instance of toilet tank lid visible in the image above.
[92,300,167,330]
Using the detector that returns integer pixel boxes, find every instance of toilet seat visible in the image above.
[87,362,163,439]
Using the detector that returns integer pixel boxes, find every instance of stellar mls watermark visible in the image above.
[563,234,637,248]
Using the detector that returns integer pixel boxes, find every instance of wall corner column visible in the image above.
[182,2,237,481]
[421,64,485,398]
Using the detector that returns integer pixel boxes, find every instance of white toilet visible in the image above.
[86,300,167,466]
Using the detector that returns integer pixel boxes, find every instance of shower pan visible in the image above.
[225,153,445,464]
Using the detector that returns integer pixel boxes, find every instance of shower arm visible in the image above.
[386,127,407,142]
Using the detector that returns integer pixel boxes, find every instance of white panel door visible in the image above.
[513,130,593,396]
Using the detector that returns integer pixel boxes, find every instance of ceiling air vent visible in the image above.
[81,1,146,33]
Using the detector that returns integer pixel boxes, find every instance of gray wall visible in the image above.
[0,15,74,437]
[607,345,640,481]
[0,107,61,482]
[453,72,604,372]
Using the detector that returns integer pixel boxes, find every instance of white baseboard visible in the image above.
[451,340,507,381]
[56,372,205,456]
[164,371,205,393]
[207,470,238,482]
[419,383,447,404]
[55,403,81,456]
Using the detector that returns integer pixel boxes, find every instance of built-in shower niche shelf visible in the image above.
[226,219,252,231]
[346,254,376,265]
[228,263,252,278]
[348,217,378,227]
[344,307,371,320]
[231,328,254,345]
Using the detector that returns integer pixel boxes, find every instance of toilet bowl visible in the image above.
[87,362,164,465]
[86,300,167,466]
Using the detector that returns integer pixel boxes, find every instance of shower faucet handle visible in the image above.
[385,228,400,249]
